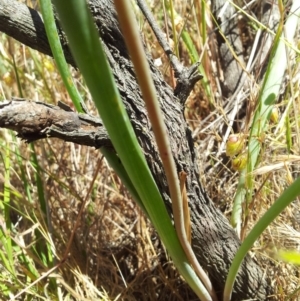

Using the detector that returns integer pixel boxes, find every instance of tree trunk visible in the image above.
[211,0,245,97]
[0,0,272,300]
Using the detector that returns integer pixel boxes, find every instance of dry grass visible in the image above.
[0,0,300,300]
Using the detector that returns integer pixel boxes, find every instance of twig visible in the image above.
[136,0,183,75]
[136,0,203,104]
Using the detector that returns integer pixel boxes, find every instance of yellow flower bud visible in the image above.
[231,153,248,172]
[226,134,245,157]
[270,106,279,123]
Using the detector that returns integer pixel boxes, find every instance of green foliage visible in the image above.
[39,0,83,112]
[50,0,212,300]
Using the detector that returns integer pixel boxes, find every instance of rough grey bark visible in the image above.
[211,0,245,97]
[0,0,273,300]
[0,99,111,148]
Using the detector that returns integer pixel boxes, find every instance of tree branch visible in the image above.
[0,0,74,65]
[0,99,111,149]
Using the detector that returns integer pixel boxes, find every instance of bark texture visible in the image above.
[0,0,273,300]
[211,0,245,97]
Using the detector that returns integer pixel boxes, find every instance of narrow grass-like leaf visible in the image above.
[29,49,54,100]
[3,140,11,229]
[168,0,179,57]
[100,147,147,215]
[224,176,300,301]
[0,249,14,276]
[30,143,57,291]
[9,137,43,282]
[114,1,215,300]
[30,144,47,217]
[164,0,213,102]
[200,0,207,50]
[230,170,246,234]
[181,30,213,101]
[13,136,33,203]
[285,114,292,153]
[17,250,40,280]
[51,1,213,300]
[30,144,54,269]
[11,55,23,98]
[0,139,15,276]
[39,0,84,112]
